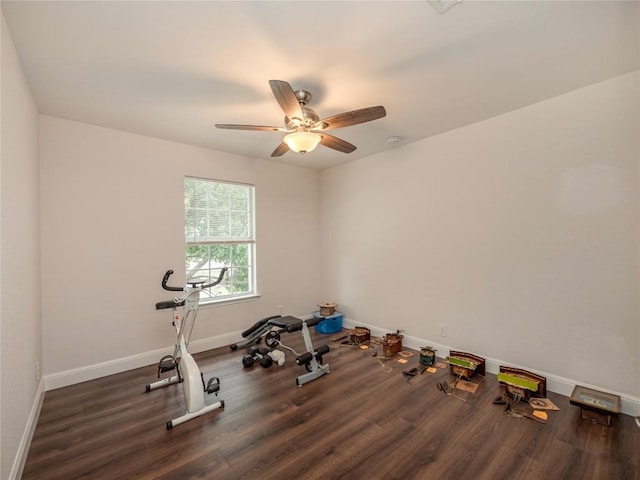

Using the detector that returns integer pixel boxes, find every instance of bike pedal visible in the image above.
[159,362,176,373]
[205,377,220,395]
[157,355,177,377]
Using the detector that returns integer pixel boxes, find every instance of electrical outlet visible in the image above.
[36,361,41,382]
[438,324,447,337]
[277,305,284,315]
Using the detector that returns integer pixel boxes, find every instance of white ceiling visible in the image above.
[2,1,638,170]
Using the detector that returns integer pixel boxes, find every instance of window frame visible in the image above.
[184,176,257,305]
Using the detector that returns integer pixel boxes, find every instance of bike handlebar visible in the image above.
[161,270,182,291]
[161,267,228,291]
[201,267,228,289]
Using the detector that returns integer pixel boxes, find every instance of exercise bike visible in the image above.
[145,267,227,430]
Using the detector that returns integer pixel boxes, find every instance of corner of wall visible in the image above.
[8,378,45,480]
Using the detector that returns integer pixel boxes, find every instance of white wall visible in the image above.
[321,72,639,405]
[39,116,321,381]
[1,13,43,480]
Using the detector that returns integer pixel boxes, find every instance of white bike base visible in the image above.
[146,375,180,392]
[167,399,224,430]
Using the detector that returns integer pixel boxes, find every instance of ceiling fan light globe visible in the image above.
[284,131,321,154]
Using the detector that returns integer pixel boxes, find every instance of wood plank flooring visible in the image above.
[23,329,639,479]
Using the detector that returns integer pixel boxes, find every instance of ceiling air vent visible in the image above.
[428,0,462,14]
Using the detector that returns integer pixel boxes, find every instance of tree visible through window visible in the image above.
[184,177,256,302]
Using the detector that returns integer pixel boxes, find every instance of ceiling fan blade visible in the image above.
[269,80,304,122]
[271,141,290,157]
[315,106,387,131]
[215,124,282,132]
[320,134,357,154]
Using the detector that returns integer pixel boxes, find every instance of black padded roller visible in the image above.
[306,317,320,328]
[286,322,303,333]
[315,344,330,357]
[296,352,313,366]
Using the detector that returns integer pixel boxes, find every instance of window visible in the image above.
[184,176,256,303]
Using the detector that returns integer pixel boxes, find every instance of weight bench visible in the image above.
[231,315,330,386]
[230,314,284,351]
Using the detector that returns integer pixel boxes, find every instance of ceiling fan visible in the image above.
[215,80,387,157]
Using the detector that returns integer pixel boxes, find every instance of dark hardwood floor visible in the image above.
[23,328,638,480]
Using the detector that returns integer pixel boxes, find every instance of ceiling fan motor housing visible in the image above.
[287,108,319,127]
[294,89,312,105]
[285,91,320,129]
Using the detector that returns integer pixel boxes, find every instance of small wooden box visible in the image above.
[497,366,546,400]
[447,351,486,380]
[349,327,370,344]
[419,346,437,366]
[570,385,621,427]
[382,332,403,357]
[580,408,614,426]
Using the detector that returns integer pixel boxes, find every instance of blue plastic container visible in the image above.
[313,311,343,334]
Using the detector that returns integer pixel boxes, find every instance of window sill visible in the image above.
[199,293,261,308]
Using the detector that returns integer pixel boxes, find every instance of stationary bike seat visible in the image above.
[156,299,186,310]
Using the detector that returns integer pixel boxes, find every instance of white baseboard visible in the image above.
[10,377,45,480]
[44,330,243,391]
[342,317,640,417]
[43,313,319,390]
[43,314,316,390]
[43,318,640,417]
